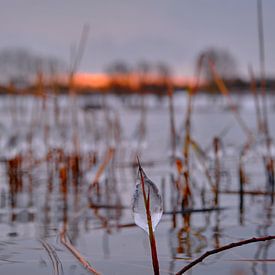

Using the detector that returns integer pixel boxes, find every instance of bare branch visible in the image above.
[176,235,275,274]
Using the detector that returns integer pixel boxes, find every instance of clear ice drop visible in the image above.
[132,169,163,233]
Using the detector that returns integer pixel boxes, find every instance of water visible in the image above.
[1,93,275,274]
[132,168,163,233]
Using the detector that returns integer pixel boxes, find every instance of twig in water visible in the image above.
[176,235,275,274]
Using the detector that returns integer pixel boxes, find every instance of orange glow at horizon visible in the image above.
[72,73,111,89]
[57,72,200,90]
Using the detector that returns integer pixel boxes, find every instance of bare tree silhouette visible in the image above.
[197,47,238,82]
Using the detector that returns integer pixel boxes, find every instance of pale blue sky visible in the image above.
[0,0,274,77]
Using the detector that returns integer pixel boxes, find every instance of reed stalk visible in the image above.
[168,82,177,160]
[257,0,269,137]
[88,147,115,193]
[213,137,220,206]
[189,138,214,190]
[249,65,263,133]
[209,61,252,140]
[60,229,100,275]
[137,157,160,275]
[182,88,193,210]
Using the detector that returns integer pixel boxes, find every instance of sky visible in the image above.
[0,0,274,78]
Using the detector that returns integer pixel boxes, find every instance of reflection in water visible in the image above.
[40,239,64,275]
[0,95,125,273]
[168,211,208,274]
[213,212,221,249]
[252,206,273,275]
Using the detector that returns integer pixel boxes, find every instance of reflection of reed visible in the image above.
[213,137,221,206]
[213,212,220,249]
[2,85,125,243]
[7,155,23,222]
[40,239,64,275]
[168,213,208,274]
[252,206,273,275]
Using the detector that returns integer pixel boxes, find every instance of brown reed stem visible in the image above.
[176,235,275,274]
[238,155,246,225]
[209,61,252,140]
[88,147,115,193]
[257,0,269,137]
[189,138,214,190]
[249,65,263,133]
[168,82,177,160]
[213,137,220,206]
[60,229,100,275]
[181,89,193,210]
[137,157,160,275]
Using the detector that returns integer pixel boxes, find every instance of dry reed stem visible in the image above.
[168,82,177,160]
[257,0,269,137]
[181,89,193,209]
[249,65,263,133]
[88,147,115,193]
[60,229,100,275]
[137,157,160,275]
[189,138,215,190]
[209,61,252,140]
[176,235,275,274]
[67,25,90,157]
[213,137,220,206]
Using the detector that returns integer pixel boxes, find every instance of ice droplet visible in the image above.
[132,169,163,233]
